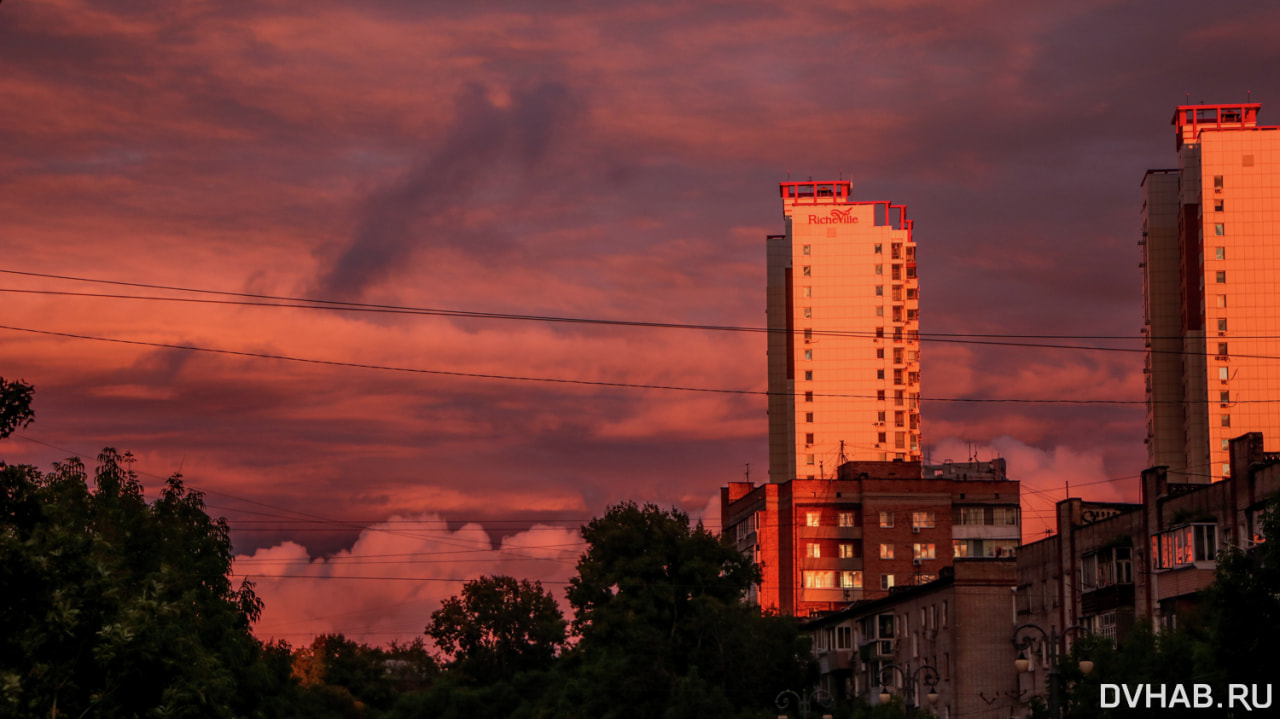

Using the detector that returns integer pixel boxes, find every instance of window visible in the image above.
[895,432,905,449]
[1220,391,1230,403]
[953,540,968,558]
[1218,318,1228,332]
[840,543,855,559]
[880,543,894,560]
[802,245,811,255]
[805,412,814,422]
[894,369,904,385]
[961,506,985,525]
[892,306,903,322]
[995,506,1020,525]
[803,329,813,342]
[892,286,903,301]
[840,572,862,590]
[838,511,855,527]
[874,243,882,254]
[807,542,821,558]
[803,307,811,318]
[876,327,884,338]
[1219,367,1229,381]
[1215,199,1224,212]
[806,512,821,527]
[893,348,904,363]
[912,512,935,529]
[804,571,835,588]
[805,432,815,445]
[892,265,902,281]
[894,390,905,406]
[1216,247,1226,260]
[1222,439,1230,450]
[1216,271,1226,284]
[1214,175,1224,188]
[875,306,884,317]
[1151,524,1218,570]
[1215,223,1225,236]
[891,243,902,259]
[877,348,885,359]
[875,285,883,296]
[877,390,886,401]
[804,349,813,360]
[1222,415,1231,427]
[1216,295,1227,308]
[875,264,883,275]
[804,370,813,381]
[880,512,894,528]
[895,411,905,427]
[806,453,816,465]
[878,431,887,443]
[804,391,814,402]
[877,369,885,380]
[802,266,811,277]
[913,543,936,560]
[881,574,895,590]
[1218,343,1229,356]
[1224,463,1232,477]
[907,288,916,300]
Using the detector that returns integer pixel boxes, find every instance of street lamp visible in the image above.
[1011,623,1092,719]
[878,663,940,719]
[775,688,833,719]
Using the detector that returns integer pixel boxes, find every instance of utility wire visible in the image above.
[3,322,1275,405]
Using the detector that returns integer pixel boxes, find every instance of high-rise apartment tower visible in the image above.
[1142,103,1280,482]
[767,181,921,483]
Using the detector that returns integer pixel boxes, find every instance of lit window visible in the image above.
[838,511,855,527]
[880,512,894,528]
[1215,224,1225,236]
[807,543,821,558]
[881,574,895,590]
[880,544,894,559]
[1216,271,1226,284]
[1215,247,1226,260]
[841,571,862,589]
[802,245,811,255]
[806,512,821,527]
[953,540,969,558]
[913,543,936,560]
[802,266,811,277]
[839,543,855,559]
[911,512,935,529]
[804,571,835,588]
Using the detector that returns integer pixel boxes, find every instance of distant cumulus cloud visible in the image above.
[319,82,583,299]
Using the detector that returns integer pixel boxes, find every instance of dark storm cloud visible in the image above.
[319,82,583,299]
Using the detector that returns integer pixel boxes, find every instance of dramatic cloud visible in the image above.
[3,0,1280,644]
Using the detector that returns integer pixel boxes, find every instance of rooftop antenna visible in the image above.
[1186,92,1191,105]
[1248,90,1252,102]
[819,460,825,479]
[744,463,750,482]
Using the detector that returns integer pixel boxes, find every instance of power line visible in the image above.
[6,268,1279,357]
[4,322,1276,405]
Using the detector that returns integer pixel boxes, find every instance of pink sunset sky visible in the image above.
[3,0,1279,644]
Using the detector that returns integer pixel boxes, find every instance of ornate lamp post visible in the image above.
[1011,623,1093,719]
[775,688,833,719]
[878,663,940,719]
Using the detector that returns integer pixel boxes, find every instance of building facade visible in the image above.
[721,459,1019,617]
[768,181,921,483]
[803,560,1020,719]
[1141,103,1280,482]
[1014,432,1280,706]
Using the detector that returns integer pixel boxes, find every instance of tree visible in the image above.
[0,377,34,439]
[426,575,566,683]
[554,502,812,719]
[0,448,283,718]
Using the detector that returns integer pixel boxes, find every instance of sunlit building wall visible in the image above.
[767,181,921,483]
[1142,104,1280,482]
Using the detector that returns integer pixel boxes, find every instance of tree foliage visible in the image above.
[0,377,34,440]
[426,575,565,683]
[0,448,284,718]
[554,502,812,719]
